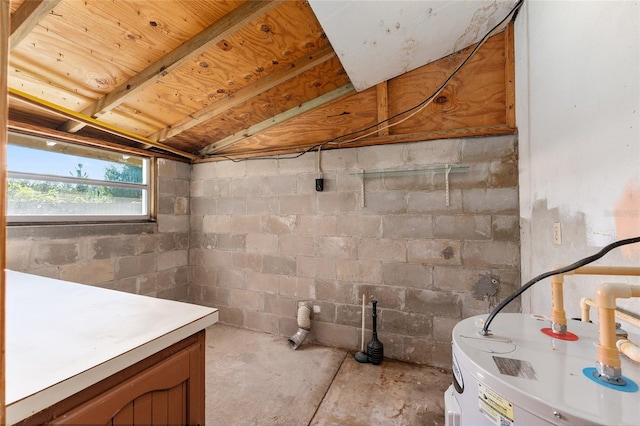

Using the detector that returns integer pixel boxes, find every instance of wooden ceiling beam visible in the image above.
[150,43,336,143]
[200,83,355,156]
[10,88,199,160]
[58,0,282,134]
[9,0,61,50]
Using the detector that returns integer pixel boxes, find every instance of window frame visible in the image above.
[7,131,155,224]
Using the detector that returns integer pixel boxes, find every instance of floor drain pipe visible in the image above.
[288,301,312,350]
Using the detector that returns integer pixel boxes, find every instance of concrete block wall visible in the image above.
[6,159,191,300]
[190,135,520,367]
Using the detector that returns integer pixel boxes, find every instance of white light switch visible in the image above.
[553,223,562,245]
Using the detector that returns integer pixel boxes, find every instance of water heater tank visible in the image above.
[445,313,639,425]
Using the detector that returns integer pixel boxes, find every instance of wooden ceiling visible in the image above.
[7,0,517,163]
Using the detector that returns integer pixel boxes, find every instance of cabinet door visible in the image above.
[54,343,200,425]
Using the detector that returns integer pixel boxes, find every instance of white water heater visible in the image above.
[445,313,640,425]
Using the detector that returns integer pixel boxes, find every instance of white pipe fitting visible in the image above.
[288,302,312,350]
[617,339,640,363]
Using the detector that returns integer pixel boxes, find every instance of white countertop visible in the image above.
[5,270,218,425]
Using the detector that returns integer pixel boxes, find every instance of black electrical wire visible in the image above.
[480,236,640,336]
[208,0,525,163]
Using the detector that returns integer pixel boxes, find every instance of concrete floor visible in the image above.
[205,324,452,425]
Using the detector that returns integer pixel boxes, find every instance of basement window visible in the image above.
[7,132,151,223]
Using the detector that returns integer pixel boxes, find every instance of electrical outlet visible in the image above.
[313,305,321,313]
[553,223,562,245]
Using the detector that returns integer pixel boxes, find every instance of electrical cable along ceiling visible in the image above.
[7,0,519,162]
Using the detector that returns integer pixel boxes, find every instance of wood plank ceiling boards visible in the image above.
[7,0,518,162]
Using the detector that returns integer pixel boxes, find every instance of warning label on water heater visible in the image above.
[478,382,514,426]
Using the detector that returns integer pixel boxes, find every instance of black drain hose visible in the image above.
[480,236,640,336]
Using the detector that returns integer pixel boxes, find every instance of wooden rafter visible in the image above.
[150,43,337,143]
[58,0,282,134]
[9,0,61,50]
[200,83,355,156]
[376,81,389,137]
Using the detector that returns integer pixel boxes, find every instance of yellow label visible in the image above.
[478,382,514,425]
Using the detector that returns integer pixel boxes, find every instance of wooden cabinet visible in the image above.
[16,331,206,426]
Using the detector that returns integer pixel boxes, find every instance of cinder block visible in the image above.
[191,198,217,215]
[280,194,314,214]
[157,250,188,271]
[375,331,405,361]
[381,310,432,337]
[382,262,432,289]
[382,215,433,239]
[490,159,519,188]
[319,147,358,172]
[336,259,382,284]
[315,279,356,304]
[405,289,461,318]
[356,284,405,311]
[157,177,175,195]
[277,152,316,175]
[175,162,191,180]
[190,180,204,197]
[174,197,189,215]
[219,306,245,327]
[317,236,357,259]
[245,158,278,176]
[245,311,279,334]
[462,188,519,213]
[215,268,246,289]
[198,284,230,307]
[190,266,217,287]
[407,189,463,213]
[113,277,137,294]
[231,215,262,234]
[462,240,520,268]
[34,242,79,266]
[447,163,490,190]
[157,158,176,178]
[296,215,337,236]
[175,179,189,197]
[264,293,297,317]
[137,234,157,255]
[433,215,491,240]
[279,234,315,257]
[59,258,115,285]
[203,214,231,233]
[316,192,358,214]
[245,271,279,294]
[402,336,433,365]
[6,241,30,270]
[278,276,315,298]
[203,178,231,198]
[229,288,264,311]
[407,240,461,266]
[216,234,246,251]
[213,160,247,178]
[278,316,299,337]
[246,234,278,254]
[262,254,297,276]
[432,316,461,342]
[202,249,232,268]
[461,134,516,162]
[492,215,520,241]
[231,177,264,197]
[406,138,461,165]
[433,266,487,293]
[157,284,189,302]
[357,143,405,170]
[216,197,247,214]
[191,163,212,181]
[335,303,361,328]
[231,252,263,272]
[359,238,406,262]
[157,195,175,214]
[93,236,136,260]
[157,233,177,251]
[262,175,297,195]
[297,256,336,279]
[337,215,382,237]
[311,321,358,349]
[430,341,453,369]
[264,215,297,234]
[246,196,279,214]
[362,191,406,214]
[115,253,156,279]
[157,215,189,233]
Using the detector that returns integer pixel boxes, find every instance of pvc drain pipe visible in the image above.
[288,301,312,350]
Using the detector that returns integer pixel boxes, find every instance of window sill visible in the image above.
[7,221,157,240]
